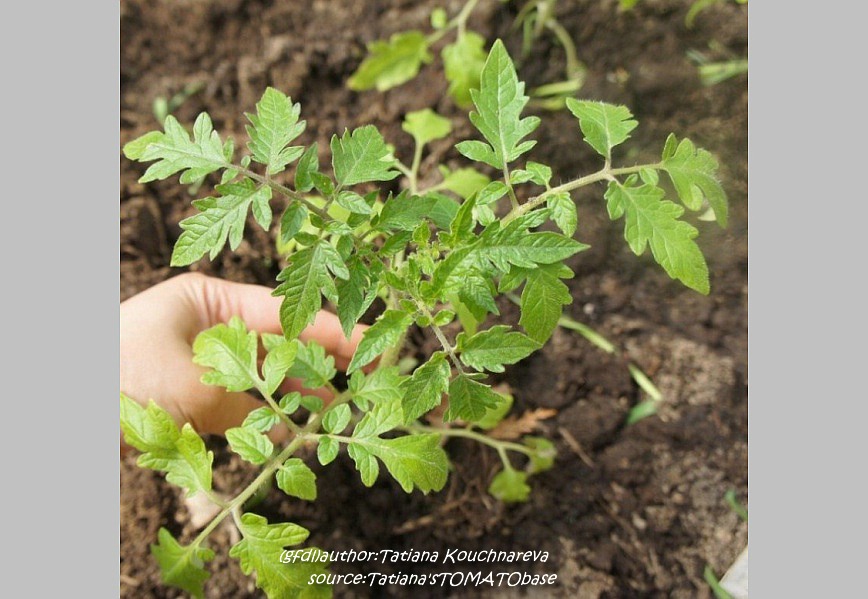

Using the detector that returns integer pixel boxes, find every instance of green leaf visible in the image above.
[120,394,179,452]
[457,325,540,373]
[346,310,413,374]
[286,340,337,390]
[376,190,453,232]
[458,272,499,321]
[335,190,374,215]
[565,99,638,161]
[274,243,342,340]
[349,434,449,493]
[402,108,452,147]
[446,374,503,422]
[262,338,299,395]
[322,404,352,434]
[456,40,540,169]
[336,256,377,339]
[294,142,320,192]
[276,458,318,501]
[605,180,710,294]
[132,113,227,184]
[400,353,450,422]
[245,87,306,175]
[348,31,432,92]
[520,265,573,343]
[475,391,513,430]
[477,219,588,272]
[152,528,215,599]
[230,513,330,599]
[350,366,406,412]
[526,161,552,186]
[172,179,271,266]
[438,166,490,199]
[317,436,340,465]
[524,436,557,473]
[548,191,578,236]
[192,317,259,392]
[280,203,309,244]
[226,426,274,465]
[243,407,281,433]
[279,392,302,415]
[488,468,531,503]
[661,134,728,227]
[331,125,400,186]
[442,32,487,108]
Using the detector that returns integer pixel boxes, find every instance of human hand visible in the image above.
[120,273,366,450]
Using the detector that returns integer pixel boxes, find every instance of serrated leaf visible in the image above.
[152,528,215,599]
[286,340,337,390]
[245,87,306,175]
[402,108,452,147]
[133,113,227,183]
[243,407,281,433]
[317,436,340,465]
[605,181,710,294]
[526,161,552,186]
[279,392,302,415]
[331,125,400,186]
[457,325,540,373]
[475,390,514,430]
[120,394,179,452]
[230,513,330,599]
[336,256,377,339]
[520,265,573,343]
[349,434,449,493]
[446,374,503,422]
[262,339,298,395]
[438,166,490,199]
[565,99,638,161]
[350,366,406,412]
[442,32,487,108]
[277,458,318,501]
[400,353,450,422]
[322,404,352,434]
[375,191,459,232]
[457,40,540,169]
[226,426,274,465]
[348,31,432,92]
[192,317,259,392]
[547,191,578,236]
[477,219,588,272]
[274,243,339,340]
[172,179,271,266]
[346,310,413,374]
[301,395,325,413]
[488,468,531,503]
[458,271,499,321]
[661,134,728,227]
[294,142,320,192]
[336,190,374,215]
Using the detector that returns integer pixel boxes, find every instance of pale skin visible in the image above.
[120,273,367,452]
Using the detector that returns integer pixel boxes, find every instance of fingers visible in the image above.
[188,390,289,444]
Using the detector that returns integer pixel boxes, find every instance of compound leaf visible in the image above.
[520,264,573,343]
[346,310,413,374]
[349,434,449,493]
[442,32,487,108]
[457,325,540,373]
[446,374,503,423]
[605,180,710,294]
[276,458,318,501]
[661,134,728,226]
[226,426,274,465]
[245,87,306,175]
[400,352,450,422]
[402,108,451,147]
[348,31,432,92]
[456,40,539,169]
[488,468,531,503]
[192,317,259,392]
[331,125,400,186]
[286,340,337,390]
[274,243,340,340]
[152,528,215,599]
[565,99,638,161]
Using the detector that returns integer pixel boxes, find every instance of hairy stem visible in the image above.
[400,423,535,457]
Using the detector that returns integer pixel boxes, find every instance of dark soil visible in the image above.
[120,1,747,597]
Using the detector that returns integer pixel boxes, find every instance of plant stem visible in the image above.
[503,165,520,210]
[189,390,354,549]
[409,143,423,196]
[414,300,464,374]
[400,423,535,457]
[235,165,331,221]
[504,163,660,224]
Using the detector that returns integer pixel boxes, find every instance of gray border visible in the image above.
[2,1,118,594]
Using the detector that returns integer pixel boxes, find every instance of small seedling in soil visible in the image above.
[122,40,727,597]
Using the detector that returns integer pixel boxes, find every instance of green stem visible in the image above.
[235,166,330,221]
[190,390,354,549]
[401,424,535,457]
[409,143,423,196]
[504,163,661,224]
[414,299,464,374]
[503,165,520,210]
